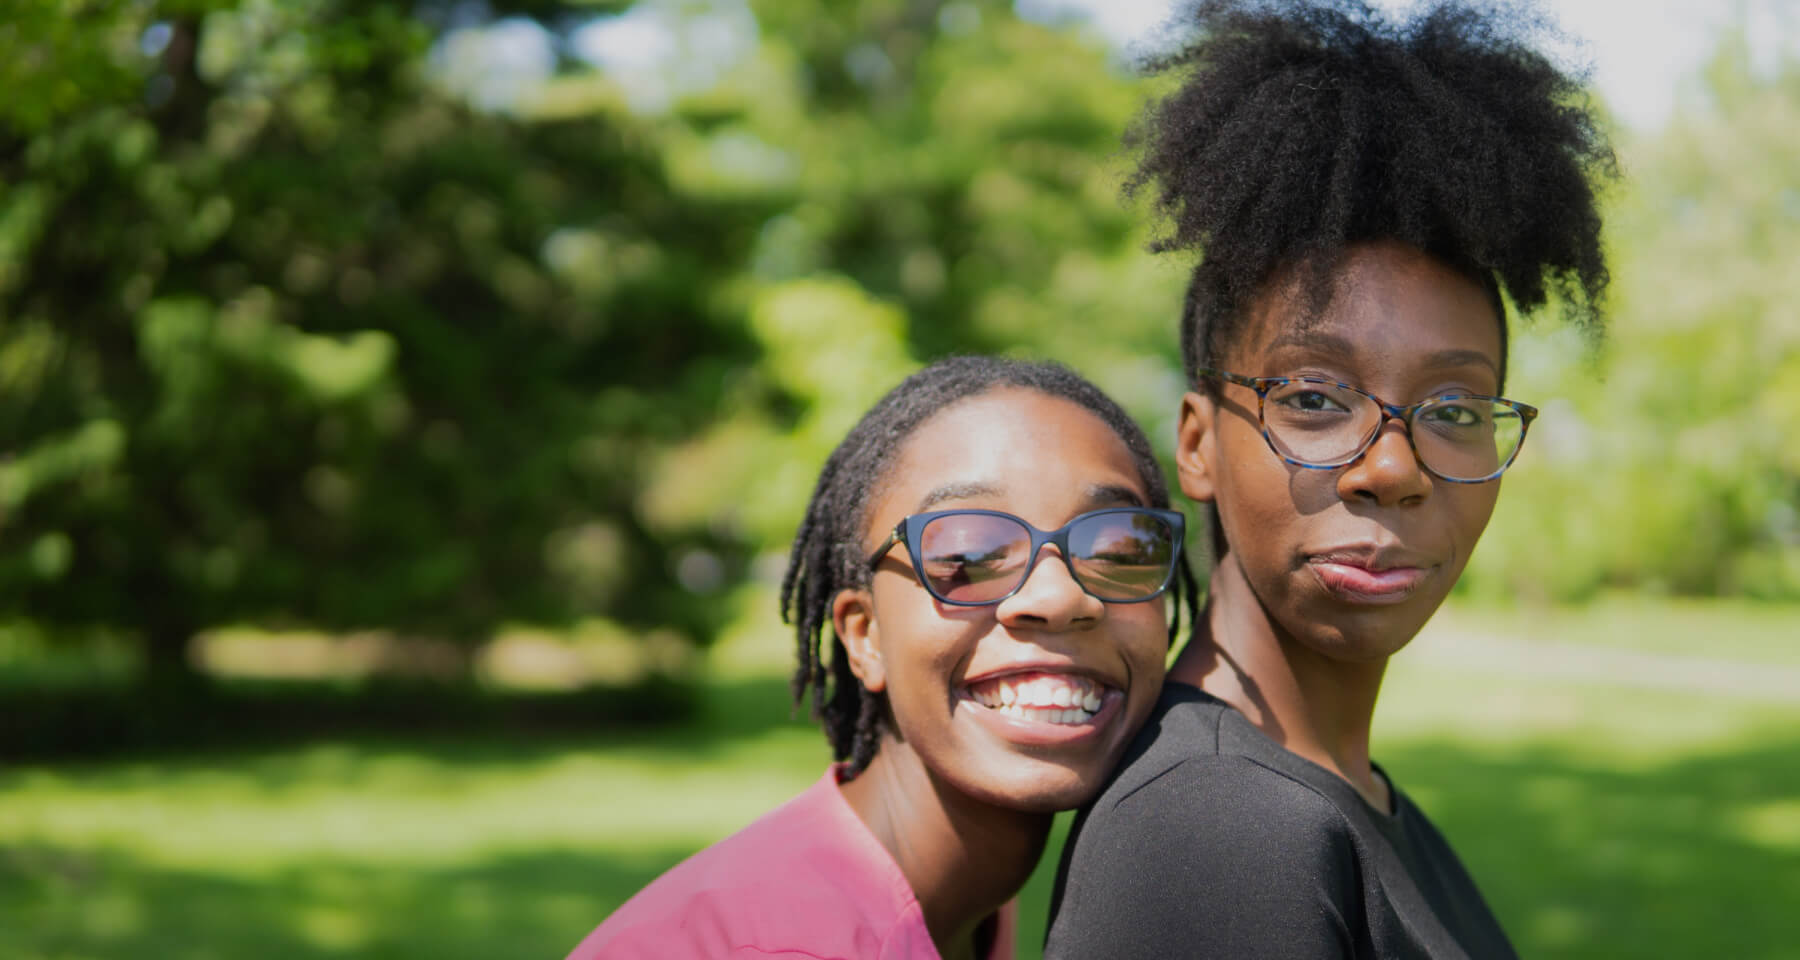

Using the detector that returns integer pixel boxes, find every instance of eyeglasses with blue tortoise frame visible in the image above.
[1195,367,1538,484]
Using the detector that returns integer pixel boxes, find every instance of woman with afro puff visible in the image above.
[1045,2,1614,957]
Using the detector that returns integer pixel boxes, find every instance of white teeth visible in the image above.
[1006,705,1089,725]
[967,675,1109,725]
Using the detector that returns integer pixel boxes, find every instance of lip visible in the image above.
[1306,544,1436,605]
[956,665,1124,747]
[961,661,1116,689]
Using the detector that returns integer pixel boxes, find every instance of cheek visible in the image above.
[1115,605,1173,677]
[1445,484,1502,556]
[1119,625,1172,729]
[1216,430,1313,536]
[874,592,983,697]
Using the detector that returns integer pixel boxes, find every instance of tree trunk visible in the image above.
[140,620,207,699]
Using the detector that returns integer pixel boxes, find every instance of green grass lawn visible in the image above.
[4,599,1798,959]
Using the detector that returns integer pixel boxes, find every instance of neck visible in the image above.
[838,736,1050,960]
[1169,553,1391,811]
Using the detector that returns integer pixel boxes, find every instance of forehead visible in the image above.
[1231,244,1503,377]
[870,388,1146,528]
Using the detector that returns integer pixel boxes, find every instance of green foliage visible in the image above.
[5,0,1796,687]
[2,1,779,680]
[4,601,1797,958]
[636,0,1190,564]
[1462,33,1800,603]
[4,0,1187,682]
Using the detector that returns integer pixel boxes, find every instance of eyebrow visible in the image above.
[1265,329,1357,356]
[1264,331,1499,377]
[1084,483,1147,509]
[1419,349,1500,376]
[912,481,1146,513]
[914,481,1003,512]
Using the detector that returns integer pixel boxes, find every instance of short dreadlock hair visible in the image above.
[779,356,1199,778]
[1129,0,1616,391]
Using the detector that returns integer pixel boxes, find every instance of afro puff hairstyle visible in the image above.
[1126,0,1617,389]
[779,356,1200,778]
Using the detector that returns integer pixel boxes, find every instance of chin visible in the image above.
[1291,596,1443,660]
[1312,621,1427,663]
[958,759,1109,814]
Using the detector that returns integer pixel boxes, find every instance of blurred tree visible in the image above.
[1463,28,1800,603]
[634,0,1188,555]
[5,0,1792,709]
[0,0,777,693]
[2,0,1183,698]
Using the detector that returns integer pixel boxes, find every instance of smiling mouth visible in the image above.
[964,673,1109,726]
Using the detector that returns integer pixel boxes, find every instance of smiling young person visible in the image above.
[1043,2,1614,957]
[571,357,1197,960]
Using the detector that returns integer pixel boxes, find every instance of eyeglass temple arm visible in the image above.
[864,527,903,570]
[1194,366,1264,391]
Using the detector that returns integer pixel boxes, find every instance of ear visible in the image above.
[1176,390,1218,504]
[831,587,886,693]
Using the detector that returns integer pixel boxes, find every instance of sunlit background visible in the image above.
[3,0,1797,957]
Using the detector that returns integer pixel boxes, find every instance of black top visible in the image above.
[1044,683,1517,960]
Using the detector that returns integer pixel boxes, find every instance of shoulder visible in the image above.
[569,771,935,960]
[1088,684,1352,837]
[1075,731,1359,879]
[1045,687,1368,958]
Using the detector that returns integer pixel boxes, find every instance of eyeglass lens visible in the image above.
[915,511,1178,604]
[1260,381,1525,480]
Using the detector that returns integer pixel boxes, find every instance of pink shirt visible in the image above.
[568,767,1015,960]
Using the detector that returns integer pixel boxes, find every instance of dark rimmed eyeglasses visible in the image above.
[865,507,1186,606]
[1196,367,1538,484]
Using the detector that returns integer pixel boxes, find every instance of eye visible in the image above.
[1421,402,1486,427]
[1275,388,1351,414]
[936,548,1009,567]
[1083,534,1161,565]
[923,547,1014,583]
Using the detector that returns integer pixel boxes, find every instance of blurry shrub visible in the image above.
[5,0,1793,711]
[1462,31,1800,603]
[1,0,774,690]
[2,0,1187,695]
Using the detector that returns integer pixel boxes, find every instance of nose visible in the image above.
[1337,419,1432,507]
[994,545,1104,631]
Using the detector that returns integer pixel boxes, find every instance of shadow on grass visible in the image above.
[0,844,684,960]
[1379,735,1800,960]
[14,731,1792,960]
[11,685,1791,959]
[0,669,810,764]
